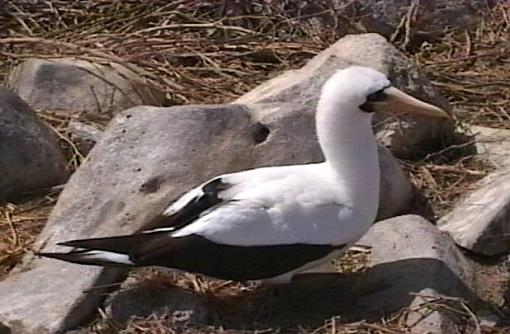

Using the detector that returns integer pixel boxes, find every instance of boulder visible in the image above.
[236,33,456,159]
[0,105,254,334]
[105,277,208,325]
[354,215,477,333]
[0,88,68,199]
[7,58,166,115]
[438,171,510,256]
[437,126,510,256]
[0,102,412,333]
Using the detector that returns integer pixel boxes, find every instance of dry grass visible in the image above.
[85,267,505,334]
[404,153,495,217]
[415,3,510,129]
[0,1,509,333]
[0,187,61,280]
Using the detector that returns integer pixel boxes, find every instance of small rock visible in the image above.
[64,329,89,334]
[67,121,103,155]
[439,171,510,256]
[0,322,10,334]
[0,102,413,332]
[354,215,477,332]
[0,87,69,199]
[105,282,208,325]
[7,58,166,115]
[405,289,460,334]
[478,312,500,328]
[236,33,456,159]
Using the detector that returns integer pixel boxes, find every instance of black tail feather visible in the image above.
[39,231,172,267]
[57,233,150,254]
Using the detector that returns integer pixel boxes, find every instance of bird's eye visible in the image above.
[366,88,388,103]
[359,86,390,113]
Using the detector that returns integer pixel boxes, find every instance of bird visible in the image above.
[38,66,449,284]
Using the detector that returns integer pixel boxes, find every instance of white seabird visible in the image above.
[39,66,449,284]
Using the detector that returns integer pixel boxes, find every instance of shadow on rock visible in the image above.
[213,257,480,330]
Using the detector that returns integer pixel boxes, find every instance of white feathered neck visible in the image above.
[315,69,384,220]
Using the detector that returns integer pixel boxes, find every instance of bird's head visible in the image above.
[319,66,450,119]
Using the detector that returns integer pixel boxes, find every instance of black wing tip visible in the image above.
[56,241,70,247]
[35,240,89,259]
[56,239,89,247]
[57,236,134,250]
[34,251,47,257]
[36,251,71,261]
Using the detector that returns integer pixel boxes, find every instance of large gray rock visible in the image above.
[438,171,510,256]
[7,58,166,115]
[0,102,411,333]
[354,215,477,333]
[237,33,455,159]
[0,88,68,199]
[0,105,254,334]
[436,126,510,256]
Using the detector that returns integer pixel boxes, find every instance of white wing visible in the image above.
[171,163,366,246]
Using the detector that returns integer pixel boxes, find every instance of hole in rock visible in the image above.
[251,123,270,144]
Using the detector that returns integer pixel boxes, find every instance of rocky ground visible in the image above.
[0,1,509,333]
